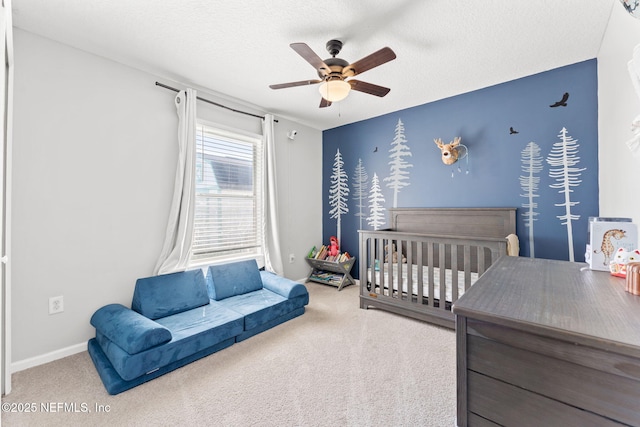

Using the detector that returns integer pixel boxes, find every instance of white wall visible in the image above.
[11,29,322,367]
[270,118,323,282]
[598,5,640,220]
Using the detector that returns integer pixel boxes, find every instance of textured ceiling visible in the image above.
[12,0,615,130]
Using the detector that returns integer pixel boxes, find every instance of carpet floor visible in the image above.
[2,282,457,426]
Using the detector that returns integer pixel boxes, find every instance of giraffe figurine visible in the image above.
[594,229,627,266]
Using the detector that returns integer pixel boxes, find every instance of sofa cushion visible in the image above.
[88,336,235,395]
[90,304,172,355]
[96,301,244,381]
[132,269,209,320]
[206,259,264,301]
[235,306,306,343]
[216,288,307,331]
[259,271,309,299]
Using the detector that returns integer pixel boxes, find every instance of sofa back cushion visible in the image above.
[206,259,263,301]
[132,269,209,319]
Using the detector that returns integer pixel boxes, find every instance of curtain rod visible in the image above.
[155,81,274,121]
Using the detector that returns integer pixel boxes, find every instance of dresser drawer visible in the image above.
[468,371,624,427]
[467,333,640,425]
[468,319,640,382]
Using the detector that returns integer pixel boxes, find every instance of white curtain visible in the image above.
[262,114,284,275]
[154,89,197,274]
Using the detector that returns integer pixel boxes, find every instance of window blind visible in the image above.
[190,122,263,264]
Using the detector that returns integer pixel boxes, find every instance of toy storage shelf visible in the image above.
[305,257,356,291]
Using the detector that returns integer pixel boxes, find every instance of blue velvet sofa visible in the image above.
[87,259,308,395]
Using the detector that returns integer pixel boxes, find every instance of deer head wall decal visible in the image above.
[434,137,464,165]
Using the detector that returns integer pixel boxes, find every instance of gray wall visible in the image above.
[11,29,321,366]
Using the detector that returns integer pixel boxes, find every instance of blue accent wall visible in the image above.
[322,59,599,270]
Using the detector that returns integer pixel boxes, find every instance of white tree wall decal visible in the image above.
[367,173,386,230]
[384,118,413,207]
[546,127,585,262]
[329,148,350,244]
[520,141,543,258]
[352,158,369,231]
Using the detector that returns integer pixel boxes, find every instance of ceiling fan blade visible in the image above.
[290,43,331,76]
[319,97,332,108]
[349,80,391,97]
[343,47,396,77]
[269,79,323,90]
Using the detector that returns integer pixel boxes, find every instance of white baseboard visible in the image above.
[11,342,87,373]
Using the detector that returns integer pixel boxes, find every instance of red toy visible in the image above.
[329,236,339,257]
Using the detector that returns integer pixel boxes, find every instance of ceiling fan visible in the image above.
[269,40,396,108]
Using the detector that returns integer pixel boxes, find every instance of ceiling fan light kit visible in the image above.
[318,79,351,102]
[269,39,396,108]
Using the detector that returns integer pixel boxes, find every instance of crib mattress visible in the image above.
[367,263,479,302]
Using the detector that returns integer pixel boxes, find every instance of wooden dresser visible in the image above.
[453,256,640,427]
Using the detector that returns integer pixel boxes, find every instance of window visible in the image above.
[190,121,263,265]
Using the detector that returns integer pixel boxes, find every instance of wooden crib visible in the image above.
[358,208,516,329]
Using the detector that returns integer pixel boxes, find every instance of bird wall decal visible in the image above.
[550,92,569,107]
[510,127,519,134]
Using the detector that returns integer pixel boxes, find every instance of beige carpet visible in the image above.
[2,282,457,426]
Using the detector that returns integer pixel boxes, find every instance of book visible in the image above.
[307,246,317,258]
[587,219,638,271]
[315,245,327,260]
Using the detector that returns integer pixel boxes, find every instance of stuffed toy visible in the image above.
[384,243,406,263]
[328,236,339,257]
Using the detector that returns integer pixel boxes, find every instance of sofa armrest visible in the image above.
[90,304,172,355]
[260,271,308,299]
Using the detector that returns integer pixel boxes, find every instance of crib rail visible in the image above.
[358,229,507,329]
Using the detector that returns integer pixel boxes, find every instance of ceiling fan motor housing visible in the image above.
[318,57,349,79]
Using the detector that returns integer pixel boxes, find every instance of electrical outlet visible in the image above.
[49,296,64,315]
[289,253,295,263]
